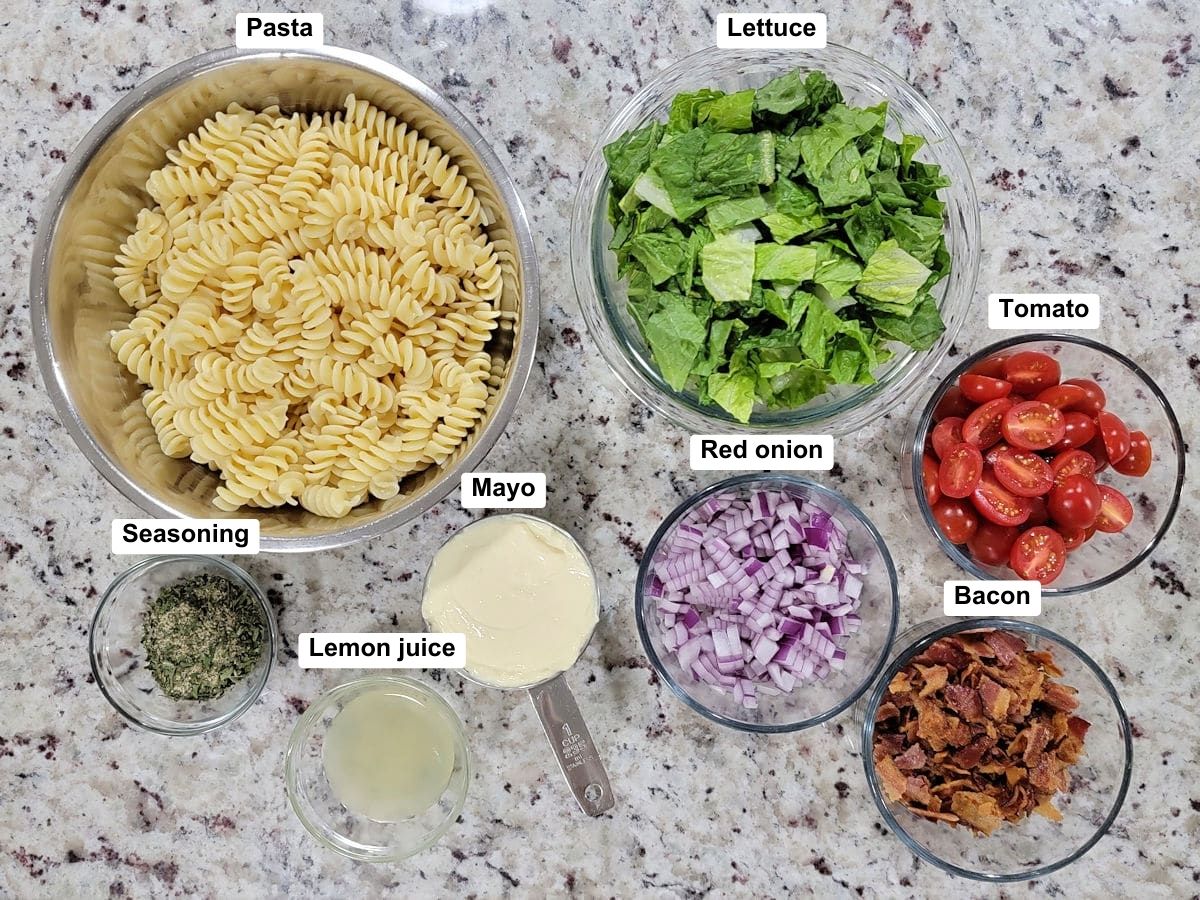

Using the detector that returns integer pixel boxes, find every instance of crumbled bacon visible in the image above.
[872,629,1089,835]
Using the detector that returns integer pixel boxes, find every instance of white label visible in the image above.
[298,633,466,669]
[235,13,324,48]
[987,293,1099,330]
[690,435,833,471]
[460,472,547,509]
[716,13,827,49]
[944,580,1042,617]
[112,518,259,555]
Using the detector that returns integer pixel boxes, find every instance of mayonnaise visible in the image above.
[422,516,598,689]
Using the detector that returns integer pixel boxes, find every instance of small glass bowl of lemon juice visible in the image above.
[285,675,471,861]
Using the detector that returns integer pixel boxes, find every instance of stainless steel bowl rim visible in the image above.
[859,616,1134,882]
[30,44,540,552]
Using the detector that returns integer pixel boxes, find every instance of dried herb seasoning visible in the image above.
[142,573,264,701]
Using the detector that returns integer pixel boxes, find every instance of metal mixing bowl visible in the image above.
[30,45,538,551]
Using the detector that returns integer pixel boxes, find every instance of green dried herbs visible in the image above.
[142,573,264,701]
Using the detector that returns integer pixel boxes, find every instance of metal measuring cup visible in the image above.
[421,514,614,816]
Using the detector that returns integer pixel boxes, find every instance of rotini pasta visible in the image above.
[110,95,502,517]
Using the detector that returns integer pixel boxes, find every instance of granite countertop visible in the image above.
[2,0,1197,896]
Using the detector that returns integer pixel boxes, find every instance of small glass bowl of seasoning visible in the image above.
[284,676,471,862]
[89,555,277,736]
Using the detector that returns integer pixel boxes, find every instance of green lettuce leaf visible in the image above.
[701,233,757,302]
[603,122,664,194]
[643,294,708,390]
[708,370,757,422]
[856,239,932,309]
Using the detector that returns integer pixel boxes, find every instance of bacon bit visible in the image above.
[916,663,949,697]
[876,755,907,803]
[894,743,927,771]
[983,630,1025,666]
[871,629,1088,835]
[1041,682,1080,712]
[951,791,1003,836]
[979,677,1012,721]
[943,683,983,721]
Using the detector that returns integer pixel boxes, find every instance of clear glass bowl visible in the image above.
[905,333,1186,595]
[89,555,277,736]
[634,474,898,732]
[571,45,980,435]
[285,676,471,862]
[860,618,1133,882]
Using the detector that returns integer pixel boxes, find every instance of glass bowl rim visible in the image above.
[283,674,472,862]
[859,616,1134,882]
[909,332,1187,596]
[634,473,899,733]
[88,554,278,736]
[570,42,981,434]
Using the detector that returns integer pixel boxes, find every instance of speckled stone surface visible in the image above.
[1,0,1197,896]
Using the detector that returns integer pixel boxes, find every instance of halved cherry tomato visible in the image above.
[1035,383,1088,410]
[1097,410,1131,464]
[959,374,1013,404]
[931,417,965,460]
[1048,474,1101,530]
[1010,526,1067,584]
[1094,485,1134,533]
[971,471,1033,526]
[1026,496,1049,528]
[1053,411,1097,451]
[1082,433,1110,472]
[922,454,941,506]
[1001,401,1066,451]
[1059,527,1087,551]
[939,443,984,499]
[992,447,1054,497]
[962,398,1014,449]
[1062,378,1106,415]
[968,521,1020,566]
[967,354,1010,379]
[1051,449,1098,487]
[932,498,979,544]
[933,386,973,422]
[1112,430,1152,477]
[984,441,1013,466]
[1003,351,1061,394]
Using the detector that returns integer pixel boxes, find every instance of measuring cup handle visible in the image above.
[527,674,614,816]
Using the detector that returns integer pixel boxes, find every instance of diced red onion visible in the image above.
[650,487,868,710]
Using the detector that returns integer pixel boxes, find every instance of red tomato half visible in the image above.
[1001,401,1066,451]
[967,354,1010,380]
[931,417,965,460]
[1060,527,1088,551]
[1036,383,1088,410]
[1051,449,1098,487]
[1010,526,1067,584]
[932,498,979,544]
[992,448,1054,497]
[971,471,1033,526]
[1003,351,1061,394]
[959,374,1013,404]
[1026,495,1050,527]
[939,443,984,499]
[1048,474,1101,530]
[1094,485,1134,533]
[962,398,1014,449]
[933,386,973,422]
[1082,434,1110,472]
[1062,378,1106,415]
[968,521,1020,566]
[922,454,941,506]
[984,441,1013,467]
[1097,410,1132,464]
[1112,430,1153,477]
[1053,411,1097,451]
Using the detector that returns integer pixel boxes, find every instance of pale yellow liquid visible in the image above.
[322,689,456,822]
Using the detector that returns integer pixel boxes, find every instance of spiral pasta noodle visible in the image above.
[110,95,502,517]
